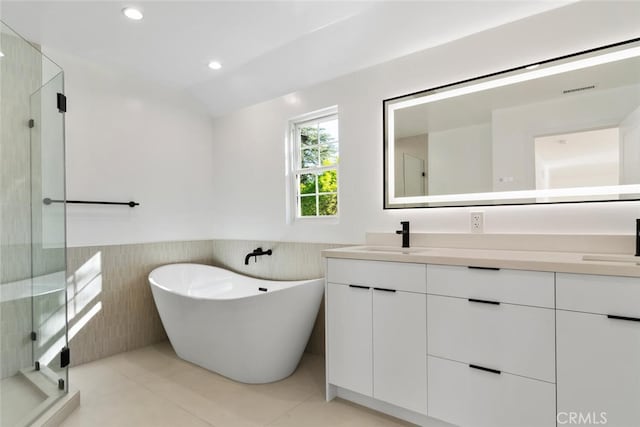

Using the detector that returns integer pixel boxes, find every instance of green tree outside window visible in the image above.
[296,118,339,217]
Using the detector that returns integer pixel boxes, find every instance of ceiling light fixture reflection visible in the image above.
[390,45,640,111]
[391,184,640,205]
[0,51,4,58]
[208,61,222,70]
[526,64,540,70]
[122,7,143,20]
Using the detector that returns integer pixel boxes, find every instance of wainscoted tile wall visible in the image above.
[66,240,214,366]
[66,239,344,367]
[211,240,347,355]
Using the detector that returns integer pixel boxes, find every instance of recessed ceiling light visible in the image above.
[526,64,540,70]
[284,93,300,105]
[208,61,222,70]
[122,7,143,21]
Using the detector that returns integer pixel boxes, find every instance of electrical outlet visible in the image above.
[470,212,484,233]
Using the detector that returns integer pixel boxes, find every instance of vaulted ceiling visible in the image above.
[1,1,572,116]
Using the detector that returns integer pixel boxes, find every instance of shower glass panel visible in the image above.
[0,20,68,426]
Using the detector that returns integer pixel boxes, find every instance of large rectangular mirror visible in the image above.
[384,38,640,208]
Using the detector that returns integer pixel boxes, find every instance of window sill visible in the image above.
[294,216,340,225]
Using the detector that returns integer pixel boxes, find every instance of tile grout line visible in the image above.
[262,389,320,427]
[135,377,218,427]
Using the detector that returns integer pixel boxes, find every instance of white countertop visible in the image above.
[322,245,640,278]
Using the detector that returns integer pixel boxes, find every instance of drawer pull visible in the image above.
[373,287,396,293]
[607,314,640,323]
[469,364,501,375]
[468,266,501,271]
[468,298,500,306]
[348,284,370,290]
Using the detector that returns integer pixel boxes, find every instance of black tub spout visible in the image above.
[244,247,273,265]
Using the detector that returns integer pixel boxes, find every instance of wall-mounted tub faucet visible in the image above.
[396,221,410,248]
[245,247,273,265]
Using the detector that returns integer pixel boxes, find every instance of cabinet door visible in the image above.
[327,282,372,396]
[373,289,427,414]
[557,310,640,427]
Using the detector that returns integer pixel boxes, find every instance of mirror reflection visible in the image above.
[384,39,640,208]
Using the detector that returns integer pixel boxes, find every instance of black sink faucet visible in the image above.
[244,247,273,265]
[635,219,640,257]
[396,221,410,248]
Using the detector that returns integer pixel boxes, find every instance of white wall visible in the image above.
[210,1,640,244]
[492,85,640,192]
[46,49,216,247]
[428,123,492,196]
[621,106,640,187]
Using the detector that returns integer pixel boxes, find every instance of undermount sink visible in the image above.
[354,246,430,254]
[582,254,640,265]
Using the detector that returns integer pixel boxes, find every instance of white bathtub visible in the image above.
[148,263,324,384]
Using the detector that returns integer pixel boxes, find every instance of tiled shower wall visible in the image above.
[0,33,43,378]
[0,34,41,284]
[67,239,342,367]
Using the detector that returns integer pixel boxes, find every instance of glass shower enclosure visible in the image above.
[0,20,69,426]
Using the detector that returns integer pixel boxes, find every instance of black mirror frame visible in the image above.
[383,37,640,209]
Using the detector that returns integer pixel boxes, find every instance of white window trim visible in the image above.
[286,105,339,223]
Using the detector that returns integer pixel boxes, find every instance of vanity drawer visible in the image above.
[426,264,554,308]
[327,258,426,293]
[428,356,556,427]
[556,273,640,316]
[427,295,555,382]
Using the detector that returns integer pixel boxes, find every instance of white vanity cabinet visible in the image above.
[426,265,556,427]
[325,252,640,427]
[326,258,428,415]
[557,273,640,427]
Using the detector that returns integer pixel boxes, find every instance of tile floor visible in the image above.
[61,341,413,427]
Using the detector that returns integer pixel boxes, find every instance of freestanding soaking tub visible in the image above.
[148,263,324,384]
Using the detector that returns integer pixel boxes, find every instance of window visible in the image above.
[290,108,339,218]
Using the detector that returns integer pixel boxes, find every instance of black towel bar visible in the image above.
[43,198,139,207]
